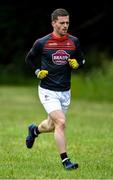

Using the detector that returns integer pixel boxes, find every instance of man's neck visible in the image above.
[52,31,66,38]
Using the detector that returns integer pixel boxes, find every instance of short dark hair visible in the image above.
[51,8,69,21]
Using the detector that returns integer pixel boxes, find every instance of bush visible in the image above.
[72,60,113,102]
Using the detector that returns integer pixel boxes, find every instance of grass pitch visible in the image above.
[0,85,113,179]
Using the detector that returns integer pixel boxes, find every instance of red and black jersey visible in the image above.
[25,33,85,91]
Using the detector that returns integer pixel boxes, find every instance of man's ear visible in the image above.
[51,21,55,27]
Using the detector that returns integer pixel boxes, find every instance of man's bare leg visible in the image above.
[26,110,78,169]
[38,116,55,133]
[48,110,78,169]
[49,110,66,154]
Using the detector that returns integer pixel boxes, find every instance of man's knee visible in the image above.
[55,118,66,130]
[49,110,66,129]
[47,117,55,131]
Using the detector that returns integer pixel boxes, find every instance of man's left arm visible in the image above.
[68,38,85,69]
[75,38,85,68]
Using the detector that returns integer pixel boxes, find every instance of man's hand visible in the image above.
[68,59,79,69]
[36,69,48,79]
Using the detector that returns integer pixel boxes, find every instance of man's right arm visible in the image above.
[25,40,48,79]
[25,40,42,71]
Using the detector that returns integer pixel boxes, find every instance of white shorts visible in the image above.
[38,86,71,114]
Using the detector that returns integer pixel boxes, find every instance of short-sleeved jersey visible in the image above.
[25,33,85,91]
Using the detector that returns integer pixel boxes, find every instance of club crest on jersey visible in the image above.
[52,50,70,65]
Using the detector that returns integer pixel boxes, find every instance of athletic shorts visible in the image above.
[38,86,71,114]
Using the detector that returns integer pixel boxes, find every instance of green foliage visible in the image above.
[72,60,113,102]
[84,47,112,71]
[0,63,36,85]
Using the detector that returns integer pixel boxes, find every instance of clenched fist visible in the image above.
[68,59,79,69]
[35,69,48,79]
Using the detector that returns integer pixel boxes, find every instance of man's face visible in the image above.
[52,16,69,36]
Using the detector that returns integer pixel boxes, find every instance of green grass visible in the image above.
[0,85,113,179]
